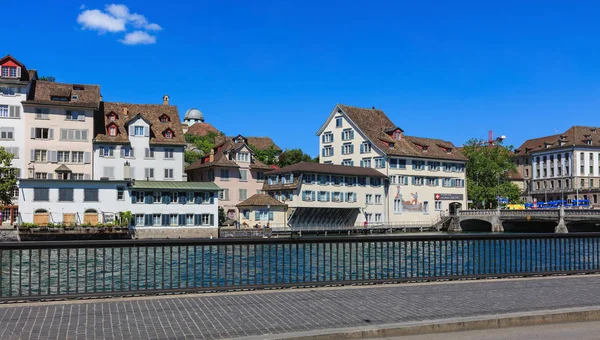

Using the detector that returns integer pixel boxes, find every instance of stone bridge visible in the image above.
[456,209,600,233]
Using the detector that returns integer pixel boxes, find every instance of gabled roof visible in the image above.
[24,80,101,109]
[93,102,186,146]
[266,162,388,178]
[323,104,466,161]
[185,122,219,136]
[185,135,272,171]
[0,55,36,85]
[514,126,600,156]
[237,194,287,207]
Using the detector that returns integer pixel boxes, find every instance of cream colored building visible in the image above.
[22,81,100,180]
[236,194,287,228]
[263,162,387,228]
[316,104,467,221]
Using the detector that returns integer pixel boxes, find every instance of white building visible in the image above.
[18,179,220,238]
[92,98,186,181]
[0,55,37,187]
[262,162,387,228]
[316,104,467,221]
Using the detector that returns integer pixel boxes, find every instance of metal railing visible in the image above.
[1,234,600,302]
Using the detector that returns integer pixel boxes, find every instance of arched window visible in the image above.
[108,125,117,136]
[85,209,97,214]
[34,209,48,214]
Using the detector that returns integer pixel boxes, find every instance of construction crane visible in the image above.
[488,130,506,146]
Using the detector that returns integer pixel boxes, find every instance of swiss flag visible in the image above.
[435,194,441,200]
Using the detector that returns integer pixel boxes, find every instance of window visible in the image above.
[1,66,17,78]
[240,169,248,181]
[375,214,382,222]
[581,179,585,188]
[33,188,49,201]
[0,127,14,140]
[366,194,373,204]
[239,189,248,200]
[34,172,48,180]
[164,130,174,139]
[151,214,161,226]
[332,192,343,202]
[360,158,372,168]
[256,171,265,181]
[108,113,117,121]
[360,142,371,154]
[134,126,144,136]
[412,160,425,170]
[108,125,117,136]
[34,150,47,162]
[375,195,382,204]
[144,148,155,158]
[342,159,354,166]
[341,129,354,141]
[135,214,144,226]
[365,214,373,223]
[374,158,386,168]
[346,192,356,202]
[322,132,333,143]
[164,149,174,159]
[72,152,84,163]
[342,143,354,155]
[55,188,73,202]
[132,191,144,203]
[428,162,440,171]
[220,169,230,180]
[4,147,19,159]
[302,191,315,201]
[335,117,342,127]
[394,199,403,214]
[370,177,382,186]
[164,169,174,179]
[389,158,406,169]
[318,191,329,202]
[117,187,124,200]
[435,201,442,210]
[144,168,155,179]
[34,108,49,120]
[103,167,115,178]
[0,105,7,117]
[160,115,170,123]
[322,146,333,157]
[201,214,211,226]
[185,214,194,226]
[414,177,424,186]
[237,152,250,162]
[34,128,50,139]
[56,151,69,163]
[219,189,229,201]
[99,147,114,157]
[426,177,438,186]
[84,189,99,202]
[59,129,88,141]
[66,111,84,121]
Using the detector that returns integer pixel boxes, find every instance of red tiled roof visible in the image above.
[515,126,600,156]
[185,122,219,136]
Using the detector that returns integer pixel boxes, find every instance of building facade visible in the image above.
[0,55,37,197]
[515,126,600,206]
[18,180,220,238]
[262,162,388,228]
[92,98,186,181]
[186,135,273,220]
[22,81,100,180]
[316,104,467,221]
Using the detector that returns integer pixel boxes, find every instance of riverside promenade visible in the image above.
[2,275,600,339]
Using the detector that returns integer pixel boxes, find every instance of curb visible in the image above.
[239,306,600,340]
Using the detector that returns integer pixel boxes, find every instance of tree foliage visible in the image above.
[248,144,279,165]
[461,138,521,208]
[0,147,17,206]
[277,148,316,167]
[39,76,55,82]
[184,131,222,165]
[218,207,226,226]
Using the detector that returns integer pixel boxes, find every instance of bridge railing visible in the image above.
[458,210,498,216]
[1,233,600,302]
[499,210,559,217]
[564,210,600,216]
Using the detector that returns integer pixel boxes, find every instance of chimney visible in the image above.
[209,148,215,162]
[123,161,131,180]
[163,94,170,106]
[123,107,128,116]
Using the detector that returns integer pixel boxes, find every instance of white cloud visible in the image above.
[77,9,126,33]
[77,3,162,44]
[120,31,157,45]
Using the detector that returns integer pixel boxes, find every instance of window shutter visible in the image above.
[411,176,415,185]
[49,150,58,163]
[129,126,134,136]
[145,148,149,158]
[48,129,54,140]
[254,211,260,220]
[144,127,149,137]
[99,148,105,157]
[16,67,21,78]
[194,214,201,226]
[210,214,214,226]
[84,152,91,164]
[312,192,316,201]
[130,148,134,157]
[326,192,330,201]
[47,173,53,179]
[131,194,137,204]
[30,128,35,139]
[82,130,88,140]
[268,211,274,221]
[178,214,185,226]
[321,148,325,157]
[225,189,229,200]
[12,148,19,159]
[120,148,125,158]
[84,174,90,180]
[145,214,152,226]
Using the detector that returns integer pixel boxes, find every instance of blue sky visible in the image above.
[5,1,600,156]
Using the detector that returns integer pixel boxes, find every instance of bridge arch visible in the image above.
[460,219,492,232]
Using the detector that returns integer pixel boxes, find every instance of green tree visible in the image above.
[0,147,17,205]
[184,131,223,165]
[277,148,315,167]
[218,207,226,225]
[249,144,279,165]
[461,138,521,209]
[39,76,55,82]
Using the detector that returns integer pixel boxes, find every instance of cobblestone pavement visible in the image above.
[2,276,600,339]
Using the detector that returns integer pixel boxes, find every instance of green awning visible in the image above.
[131,180,220,191]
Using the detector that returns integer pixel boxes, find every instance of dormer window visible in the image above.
[51,96,69,101]
[163,129,174,139]
[392,130,402,140]
[593,129,597,134]
[585,139,593,145]
[73,85,84,91]
[1,66,19,78]
[422,146,429,152]
[108,124,118,136]
[446,148,452,154]
[389,142,395,149]
[159,114,170,123]
[108,112,118,121]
